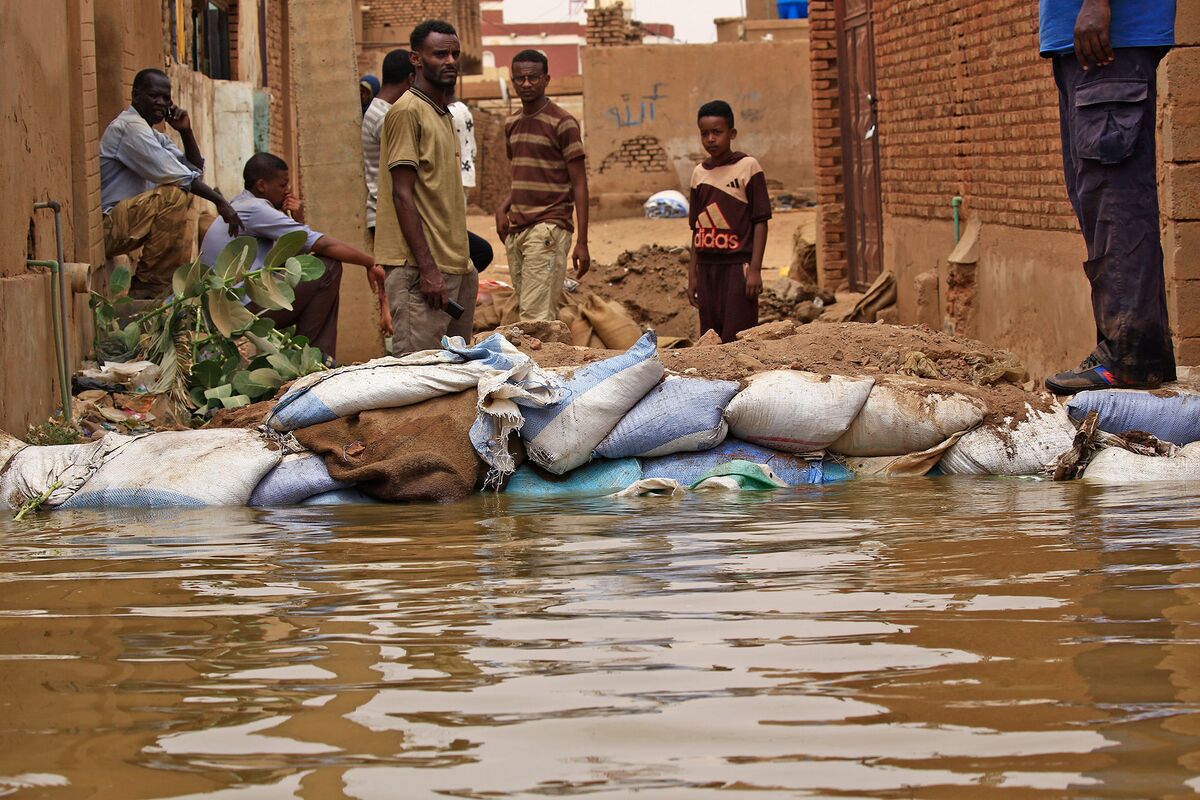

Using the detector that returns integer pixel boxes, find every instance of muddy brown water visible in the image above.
[2,479,1200,798]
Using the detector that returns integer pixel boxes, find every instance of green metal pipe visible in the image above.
[951,196,963,243]
[25,259,72,422]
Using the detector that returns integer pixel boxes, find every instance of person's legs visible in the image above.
[723,263,760,342]
[509,223,570,322]
[1049,47,1175,391]
[385,265,454,355]
[467,231,494,272]
[447,268,479,341]
[103,186,193,298]
[284,256,342,359]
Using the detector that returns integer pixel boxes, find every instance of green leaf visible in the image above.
[295,255,326,283]
[263,230,308,269]
[172,258,205,299]
[189,386,208,407]
[215,236,257,282]
[204,384,234,400]
[219,394,252,409]
[300,345,326,374]
[192,359,225,389]
[242,274,276,310]
[249,317,275,337]
[267,353,300,380]
[205,290,256,337]
[262,273,295,311]
[121,321,141,349]
[232,368,282,399]
[108,264,131,296]
[281,257,303,287]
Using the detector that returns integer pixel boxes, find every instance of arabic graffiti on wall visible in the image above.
[606,82,669,128]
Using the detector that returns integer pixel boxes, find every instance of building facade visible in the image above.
[808,0,1200,379]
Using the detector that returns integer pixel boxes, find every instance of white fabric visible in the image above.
[449,101,477,189]
[725,370,875,454]
[831,377,985,457]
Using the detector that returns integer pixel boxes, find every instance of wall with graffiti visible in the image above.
[582,40,814,216]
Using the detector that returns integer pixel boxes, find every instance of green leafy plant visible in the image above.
[90,232,329,420]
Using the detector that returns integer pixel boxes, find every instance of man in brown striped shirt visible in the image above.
[495,49,590,322]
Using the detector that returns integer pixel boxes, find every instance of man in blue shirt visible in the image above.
[100,68,242,298]
[1041,0,1178,393]
[200,153,388,361]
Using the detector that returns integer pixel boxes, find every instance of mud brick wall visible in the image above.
[467,104,512,215]
[585,2,645,47]
[598,135,670,174]
[360,0,482,68]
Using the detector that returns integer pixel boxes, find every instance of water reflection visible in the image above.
[0,480,1199,797]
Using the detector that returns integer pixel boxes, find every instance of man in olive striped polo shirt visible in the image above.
[495,49,590,322]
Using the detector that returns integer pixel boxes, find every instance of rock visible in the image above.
[497,320,574,345]
[875,304,900,325]
[696,329,724,347]
[795,301,822,324]
[735,320,798,342]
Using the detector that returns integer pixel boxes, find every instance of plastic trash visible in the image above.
[643,189,689,219]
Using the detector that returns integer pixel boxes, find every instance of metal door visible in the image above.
[837,0,883,289]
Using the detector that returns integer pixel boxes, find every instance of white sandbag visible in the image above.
[0,431,25,473]
[267,355,492,431]
[831,377,985,457]
[521,331,664,474]
[0,434,136,510]
[60,429,282,508]
[1082,442,1200,483]
[843,432,965,477]
[724,370,875,454]
[249,451,352,507]
[937,405,1075,476]
[594,376,739,459]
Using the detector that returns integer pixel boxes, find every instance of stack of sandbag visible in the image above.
[1068,389,1200,446]
[1083,442,1200,483]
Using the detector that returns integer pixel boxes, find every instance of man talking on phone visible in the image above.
[100,68,242,298]
[374,20,477,355]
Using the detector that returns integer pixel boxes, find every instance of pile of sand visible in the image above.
[587,244,698,339]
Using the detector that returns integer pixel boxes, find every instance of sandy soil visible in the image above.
[467,209,816,281]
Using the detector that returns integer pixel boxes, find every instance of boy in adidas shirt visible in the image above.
[687,100,772,342]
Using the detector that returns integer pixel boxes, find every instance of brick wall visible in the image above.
[264,0,287,156]
[585,2,645,47]
[598,135,670,174]
[360,0,482,69]
[466,103,511,215]
[807,1,845,288]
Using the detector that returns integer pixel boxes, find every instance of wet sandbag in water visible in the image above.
[504,458,642,498]
[594,376,740,459]
[642,438,849,487]
[302,488,382,504]
[0,433,136,510]
[294,390,493,503]
[1067,389,1200,446]
[59,429,283,509]
[1082,442,1200,483]
[250,451,353,507]
[937,405,1075,476]
[521,331,664,474]
[831,376,985,457]
[724,370,875,454]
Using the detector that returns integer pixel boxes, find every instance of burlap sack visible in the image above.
[581,293,642,350]
[293,390,502,503]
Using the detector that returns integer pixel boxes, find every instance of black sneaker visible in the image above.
[1045,355,1161,395]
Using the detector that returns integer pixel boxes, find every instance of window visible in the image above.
[192,1,232,80]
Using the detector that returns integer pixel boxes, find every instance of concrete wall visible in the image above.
[883,215,1093,380]
[581,41,814,217]
[290,0,384,364]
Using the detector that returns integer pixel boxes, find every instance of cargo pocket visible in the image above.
[1073,78,1148,165]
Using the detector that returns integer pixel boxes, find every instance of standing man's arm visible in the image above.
[392,164,448,310]
[1074,0,1114,70]
[567,157,590,279]
[495,191,513,241]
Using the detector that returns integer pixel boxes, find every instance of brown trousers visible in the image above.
[252,256,343,361]
[103,185,193,299]
[384,266,478,355]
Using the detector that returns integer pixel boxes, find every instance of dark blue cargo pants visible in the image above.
[1054,47,1176,384]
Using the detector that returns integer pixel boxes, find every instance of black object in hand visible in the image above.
[446,299,465,320]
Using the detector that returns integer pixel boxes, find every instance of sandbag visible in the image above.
[642,438,844,487]
[60,429,282,508]
[937,405,1075,476]
[692,460,789,491]
[1068,389,1200,446]
[521,331,663,474]
[293,391,491,503]
[249,451,353,507]
[594,376,739,459]
[1082,442,1200,483]
[724,370,875,453]
[504,458,642,498]
[0,434,136,510]
[581,293,642,350]
[842,432,965,477]
[831,377,985,456]
[302,488,382,505]
[0,431,24,473]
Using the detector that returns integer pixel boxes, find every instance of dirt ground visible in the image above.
[466,209,816,281]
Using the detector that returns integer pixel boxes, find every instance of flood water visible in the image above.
[2,479,1200,798]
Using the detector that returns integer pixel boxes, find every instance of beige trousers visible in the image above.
[103,185,193,298]
[505,222,572,322]
[384,266,478,355]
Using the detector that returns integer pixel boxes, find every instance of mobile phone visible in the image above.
[446,299,465,320]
